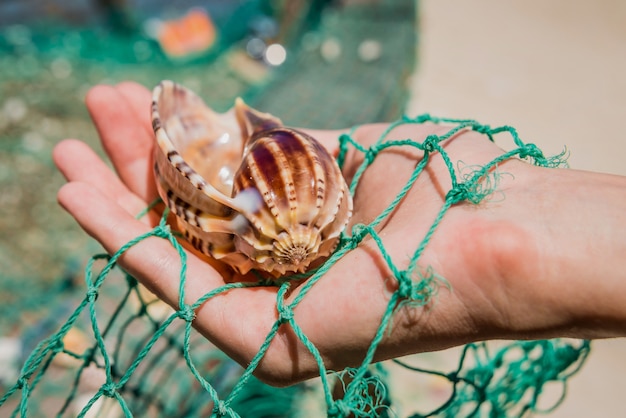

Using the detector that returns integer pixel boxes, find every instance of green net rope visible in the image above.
[0,115,589,417]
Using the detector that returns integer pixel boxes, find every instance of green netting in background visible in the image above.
[0,0,590,417]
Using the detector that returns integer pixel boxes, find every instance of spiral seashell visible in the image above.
[152,81,353,276]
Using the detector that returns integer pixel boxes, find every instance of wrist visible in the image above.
[491,166,626,340]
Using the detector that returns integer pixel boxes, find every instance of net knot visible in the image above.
[101,382,117,398]
[397,271,414,299]
[277,305,294,324]
[328,399,352,417]
[350,223,369,243]
[421,135,438,153]
[473,124,492,135]
[176,305,196,322]
[364,147,379,165]
[446,183,470,204]
[86,287,99,301]
[447,371,459,382]
[338,132,352,146]
[519,143,544,160]
[153,223,171,238]
[49,337,64,352]
[212,400,228,416]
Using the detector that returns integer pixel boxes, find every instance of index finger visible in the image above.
[85,82,157,203]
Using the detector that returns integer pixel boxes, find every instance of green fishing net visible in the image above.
[0,114,590,417]
[0,0,591,417]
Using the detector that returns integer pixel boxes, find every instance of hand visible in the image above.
[54,82,626,386]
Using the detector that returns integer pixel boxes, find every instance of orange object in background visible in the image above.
[157,9,217,59]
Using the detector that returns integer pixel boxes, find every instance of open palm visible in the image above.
[54,82,582,386]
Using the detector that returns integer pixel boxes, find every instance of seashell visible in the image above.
[151,80,353,277]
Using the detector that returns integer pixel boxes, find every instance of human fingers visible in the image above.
[53,139,150,219]
[85,84,157,203]
[115,81,154,140]
[115,81,160,203]
[57,182,181,302]
[55,181,244,319]
[57,181,291,375]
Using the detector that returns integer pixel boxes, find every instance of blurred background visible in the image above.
[0,0,624,416]
[410,1,626,417]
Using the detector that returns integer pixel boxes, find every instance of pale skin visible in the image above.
[53,82,626,386]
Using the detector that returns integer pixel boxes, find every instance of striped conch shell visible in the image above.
[151,81,353,277]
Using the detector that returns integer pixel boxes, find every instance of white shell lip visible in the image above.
[151,80,250,216]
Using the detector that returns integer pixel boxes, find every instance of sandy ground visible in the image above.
[408,1,626,416]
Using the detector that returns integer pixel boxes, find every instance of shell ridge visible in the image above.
[152,81,353,277]
[237,148,281,239]
[306,138,344,232]
[302,135,332,229]
[288,130,325,227]
[266,139,299,227]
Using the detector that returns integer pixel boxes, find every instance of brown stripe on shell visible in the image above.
[236,129,325,228]
[166,149,210,193]
[268,129,319,224]
[156,172,206,228]
[238,146,279,218]
[311,136,345,232]
[152,80,353,276]
[152,113,161,132]
[183,230,212,255]
[262,137,298,225]
[291,131,331,222]
[231,126,348,254]
[283,129,344,233]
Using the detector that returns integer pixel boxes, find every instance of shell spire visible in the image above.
[234,98,282,154]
